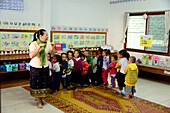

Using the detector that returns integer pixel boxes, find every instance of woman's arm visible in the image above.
[50,42,55,55]
[29,43,45,59]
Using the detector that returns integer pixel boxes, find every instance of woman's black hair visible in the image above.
[33,29,46,41]
[80,54,85,58]
[112,55,118,60]
[74,49,81,57]
[67,50,74,58]
[119,49,130,59]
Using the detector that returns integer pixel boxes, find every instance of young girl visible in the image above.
[66,51,74,89]
[96,48,103,85]
[116,49,130,95]
[91,51,98,85]
[72,49,82,88]
[61,53,68,90]
[80,54,89,86]
[102,49,109,86]
[52,55,61,94]
[108,55,117,88]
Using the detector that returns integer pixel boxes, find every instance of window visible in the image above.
[125,12,169,55]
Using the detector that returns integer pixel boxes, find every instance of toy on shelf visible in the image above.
[153,55,159,65]
[142,54,147,65]
[164,58,170,68]
[159,58,164,67]
[148,54,153,65]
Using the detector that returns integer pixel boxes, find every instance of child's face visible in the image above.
[84,51,89,57]
[128,58,133,64]
[62,54,67,61]
[47,54,50,61]
[68,52,73,60]
[102,51,106,56]
[111,57,116,62]
[53,56,57,63]
[81,56,85,61]
[118,54,123,58]
[74,51,79,58]
[93,52,97,57]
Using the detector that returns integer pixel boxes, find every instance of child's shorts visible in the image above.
[125,86,136,94]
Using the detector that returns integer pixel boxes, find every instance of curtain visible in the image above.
[121,13,129,43]
[162,11,170,46]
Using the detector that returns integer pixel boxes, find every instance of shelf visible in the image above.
[0,54,30,61]
[0,69,29,74]
[137,63,170,76]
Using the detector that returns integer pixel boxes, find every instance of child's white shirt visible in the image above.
[119,58,128,74]
[53,62,60,72]
[102,56,109,70]
[67,59,74,75]
[92,57,98,73]
[48,61,52,76]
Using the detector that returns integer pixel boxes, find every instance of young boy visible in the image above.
[91,51,98,85]
[123,56,138,99]
[84,50,93,86]
[96,48,103,85]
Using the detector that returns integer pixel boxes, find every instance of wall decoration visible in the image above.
[51,31,107,48]
[0,0,24,11]
[110,0,145,5]
[140,35,153,47]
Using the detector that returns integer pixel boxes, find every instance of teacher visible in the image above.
[29,29,55,108]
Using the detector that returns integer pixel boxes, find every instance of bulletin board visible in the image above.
[51,31,107,48]
[0,29,37,51]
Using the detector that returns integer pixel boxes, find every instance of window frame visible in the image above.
[125,11,170,56]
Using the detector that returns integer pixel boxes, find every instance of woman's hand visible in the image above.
[51,42,55,48]
[50,42,55,55]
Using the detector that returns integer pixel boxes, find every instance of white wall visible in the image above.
[51,0,110,28]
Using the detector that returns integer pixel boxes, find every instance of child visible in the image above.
[108,55,117,88]
[66,51,74,89]
[48,53,52,90]
[96,48,103,85]
[84,50,93,86]
[91,50,98,85]
[61,53,68,90]
[72,49,82,88]
[80,54,89,86]
[52,55,61,94]
[123,56,138,99]
[102,49,109,86]
[116,49,130,95]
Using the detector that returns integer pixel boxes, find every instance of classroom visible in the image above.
[0,0,170,113]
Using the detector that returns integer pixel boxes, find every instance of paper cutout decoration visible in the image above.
[153,55,159,65]
[148,54,153,65]
[140,35,153,47]
[142,54,147,65]
[159,58,164,67]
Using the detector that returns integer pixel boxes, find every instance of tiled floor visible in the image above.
[1,77,170,113]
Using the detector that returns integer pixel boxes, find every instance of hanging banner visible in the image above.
[140,35,153,47]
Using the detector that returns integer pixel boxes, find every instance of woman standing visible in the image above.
[29,29,55,108]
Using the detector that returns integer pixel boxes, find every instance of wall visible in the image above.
[108,0,170,51]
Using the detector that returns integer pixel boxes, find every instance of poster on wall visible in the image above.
[140,35,153,47]
[0,31,35,51]
[52,32,106,48]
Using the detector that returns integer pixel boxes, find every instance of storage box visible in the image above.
[12,64,18,71]
[5,64,12,72]
[0,65,5,72]
[55,43,62,51]
[25,63,29,69]
[18,63,25,70]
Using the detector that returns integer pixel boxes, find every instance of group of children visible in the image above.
[48,48,138,100]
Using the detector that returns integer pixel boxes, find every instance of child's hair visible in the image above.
[119,49,130,59]
[54,54,62,63]
[85,50,90,54]
[67,50,74,58]
[98,47,103,55]
[74,49,81,57]
[61,53,67,57]
[80,54,85,58]
[48,53,51,61]
[103,49,107,55]
[107,49,110,55]
[92,50,98,55]
[112,55,118,61]
[129,56,136,63]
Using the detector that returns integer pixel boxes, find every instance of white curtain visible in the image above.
[162,11,170,46]
[121,13,129,43]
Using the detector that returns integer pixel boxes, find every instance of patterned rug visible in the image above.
[23,86,170,113]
